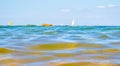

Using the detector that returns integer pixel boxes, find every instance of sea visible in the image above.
[0,26,120,66]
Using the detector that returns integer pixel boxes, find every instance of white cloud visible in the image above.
[96,4,119,9]
[60,9,71,13]
[96,6,106,9]
[85,15,101,18]
[107,4,118,8]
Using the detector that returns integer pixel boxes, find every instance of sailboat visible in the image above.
[71,19,75,26]
[9,21,13,26]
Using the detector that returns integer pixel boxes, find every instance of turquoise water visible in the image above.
[0,26,120,66]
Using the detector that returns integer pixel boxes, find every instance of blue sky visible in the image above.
[0,0,120,25]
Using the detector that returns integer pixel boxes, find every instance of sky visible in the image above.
[0,0,120,26]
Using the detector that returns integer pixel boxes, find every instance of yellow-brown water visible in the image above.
[0,26,120,66]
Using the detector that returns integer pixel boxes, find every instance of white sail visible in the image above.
[71,19,75,26]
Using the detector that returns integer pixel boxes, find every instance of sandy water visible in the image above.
[0,26,120,66]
